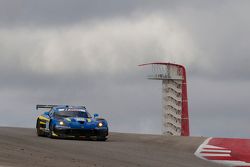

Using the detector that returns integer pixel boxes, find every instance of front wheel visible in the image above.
[48,122,56,139]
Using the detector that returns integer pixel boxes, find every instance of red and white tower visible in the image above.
[139,62,189,136]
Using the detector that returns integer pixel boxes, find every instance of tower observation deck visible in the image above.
[139,62,189,136]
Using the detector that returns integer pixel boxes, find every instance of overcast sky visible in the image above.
[0,0,249,138]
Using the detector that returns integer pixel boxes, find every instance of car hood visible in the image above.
[62,117,93,123]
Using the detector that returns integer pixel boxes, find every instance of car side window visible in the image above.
[49,109,54,117]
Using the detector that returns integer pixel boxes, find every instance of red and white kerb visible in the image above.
[195,138,250,167]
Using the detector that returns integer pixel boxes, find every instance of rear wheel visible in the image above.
[36,119,46,137]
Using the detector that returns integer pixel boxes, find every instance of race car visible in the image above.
[36,105,108,141]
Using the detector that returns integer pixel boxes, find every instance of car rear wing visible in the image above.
[36,105,58,110]
[36,104,86,110]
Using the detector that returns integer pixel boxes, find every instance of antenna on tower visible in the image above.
[139,62,190,136]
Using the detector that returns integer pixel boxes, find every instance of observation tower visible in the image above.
[139,62,189,136]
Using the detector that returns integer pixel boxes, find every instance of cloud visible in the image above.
[174,1,250,81]
[0,13,197,76]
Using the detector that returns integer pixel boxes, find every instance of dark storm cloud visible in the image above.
[0,0,225,27]
[0,0,163,26]
[0,0,249,137]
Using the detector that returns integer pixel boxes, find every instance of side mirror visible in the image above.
[94,113,99,118]
[44,112,49,115]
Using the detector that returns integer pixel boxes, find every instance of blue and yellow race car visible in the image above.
[36,105,108,141]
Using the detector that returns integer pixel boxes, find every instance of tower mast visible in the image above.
[139,62,189,136]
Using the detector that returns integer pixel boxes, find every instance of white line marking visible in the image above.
[212,160,250,167]
[200,153,231,157]
[194,137,212,160]
[201,150,231,153]
[203,144,227,149]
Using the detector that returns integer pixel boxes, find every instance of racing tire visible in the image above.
[36,119,46,137]
[48,122,56,139]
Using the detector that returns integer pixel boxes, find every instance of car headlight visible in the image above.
[98,122,103,127]
[55,121,69,129]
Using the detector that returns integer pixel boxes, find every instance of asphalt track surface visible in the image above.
[0,127,224,167]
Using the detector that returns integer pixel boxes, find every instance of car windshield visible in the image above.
[55,110,91,118]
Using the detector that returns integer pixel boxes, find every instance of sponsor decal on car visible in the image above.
[74,117,86,121]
